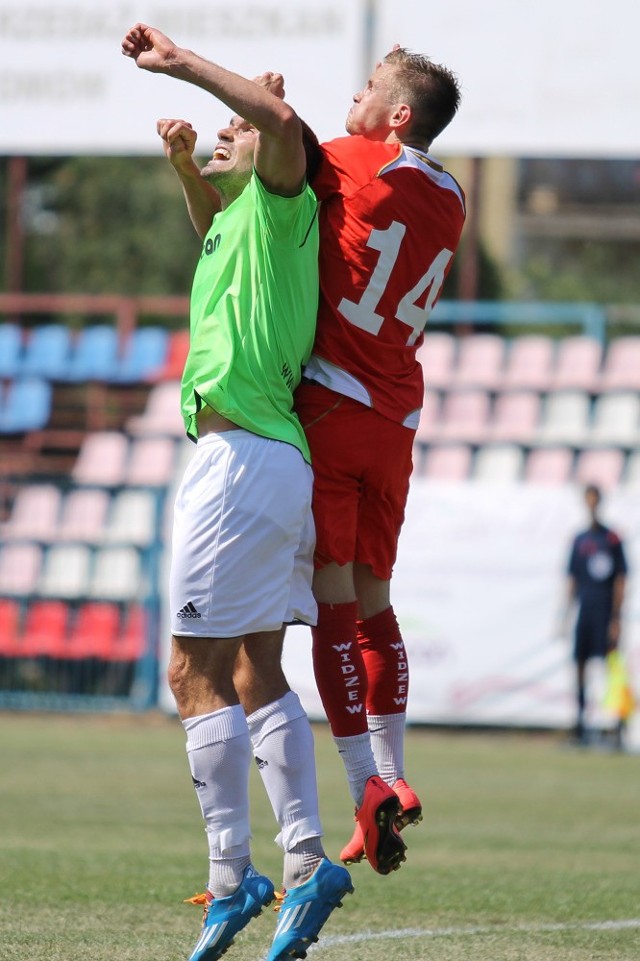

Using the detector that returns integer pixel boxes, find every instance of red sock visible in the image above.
[311,601,368,737]
[357,606,409,715]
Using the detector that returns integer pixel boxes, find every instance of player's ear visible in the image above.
[389,102,411,130]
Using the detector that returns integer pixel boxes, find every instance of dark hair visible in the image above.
[300,118,321,184]
[382,47,461,146]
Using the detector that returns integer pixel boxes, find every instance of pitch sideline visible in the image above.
[313,917,640,950]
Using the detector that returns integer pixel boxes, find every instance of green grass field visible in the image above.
[1,713,638,961]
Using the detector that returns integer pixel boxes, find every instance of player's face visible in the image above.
[346,63,397,139]
[200,116,257,187]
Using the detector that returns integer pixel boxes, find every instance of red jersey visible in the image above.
[307,136,465,428]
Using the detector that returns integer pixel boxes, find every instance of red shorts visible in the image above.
[295,381,415,579]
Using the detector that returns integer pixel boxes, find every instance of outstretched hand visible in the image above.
[121,22,177,72]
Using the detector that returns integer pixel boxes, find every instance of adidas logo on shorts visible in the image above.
[177,601,202,619]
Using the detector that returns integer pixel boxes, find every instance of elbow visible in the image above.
[274,103,302,142]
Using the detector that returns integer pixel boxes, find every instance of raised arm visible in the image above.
[122,23,306,197]
[156,118,220,238]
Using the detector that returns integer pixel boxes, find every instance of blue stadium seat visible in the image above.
[64,325,120,382]
[21,324,73,380]
[0,323,23,379]
[112,327,169,383]
[0,377,52,433]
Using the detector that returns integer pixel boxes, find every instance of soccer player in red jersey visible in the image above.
[294,47,465,874]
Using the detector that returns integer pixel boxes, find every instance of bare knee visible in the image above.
[235,630,288,715]
[167,644,190,703]
[168,634,242,719]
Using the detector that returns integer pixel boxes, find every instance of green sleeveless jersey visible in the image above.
[182,172,319,462]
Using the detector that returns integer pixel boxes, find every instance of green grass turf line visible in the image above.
[0,714,639,960]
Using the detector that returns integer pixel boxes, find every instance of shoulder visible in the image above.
[317,136,400,183]
[604,528,623,547]
[321,135,397,161]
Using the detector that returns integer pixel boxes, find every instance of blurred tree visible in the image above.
[443,237,504,301]
[514,239,640,305]
[21,156,201,297]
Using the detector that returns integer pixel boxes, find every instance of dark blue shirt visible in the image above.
[568,523,627,613]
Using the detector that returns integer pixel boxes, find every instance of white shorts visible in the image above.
[170,430,317,638]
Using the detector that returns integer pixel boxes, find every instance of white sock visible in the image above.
[367,712,406,785]
[247,691,324,889]
[183,705,252,898]
[333,731,378,807]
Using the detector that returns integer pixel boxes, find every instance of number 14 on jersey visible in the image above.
[338,221,453,346]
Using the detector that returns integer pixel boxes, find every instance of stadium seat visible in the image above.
[416,331,456,391]
[117,603,148,661]
[487,391,541,445]
[598,336,640,392]
[126,381,184,436]
[56,488,111,544]
[20,599,69,659]
[0,597,21,687]
[574,448,626,490]
[113,327,169,383]
[473,444,525,483]
[450,334,506,391]
[64,325,120,382]
[0,598,21,655]
[37,544,92,599]
[0,323,24,379]
[105,603,147,696]
[549,336,603,392]
[587,392,640,448]
[71,431,130,486]
[524,447,574,485]
[1,598,68,692]
[148,329,190,382]
[21,324,73,380]
[66,602,121,660]
[125,436,177,486]
[502,335,555,392]
[0,377,52,433]
[1,484,62,542]
[422,443,472,481]
[413,391,442,447]
[536,390,591,447]
[50,601,120,695]
[88,546,142,601]
[432,389,492,444]
[0,542,43,595]
[104,489,158,547]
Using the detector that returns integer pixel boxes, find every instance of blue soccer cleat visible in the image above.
[184,863,275,961]
[266,858,353,961]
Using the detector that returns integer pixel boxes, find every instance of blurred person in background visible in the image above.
[563,484,628,745]
[161,42,466,876]
[122,22,352,961]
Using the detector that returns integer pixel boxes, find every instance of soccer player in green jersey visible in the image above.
[122,23,352,961]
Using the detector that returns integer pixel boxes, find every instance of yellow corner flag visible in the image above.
[604,651,635,721]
